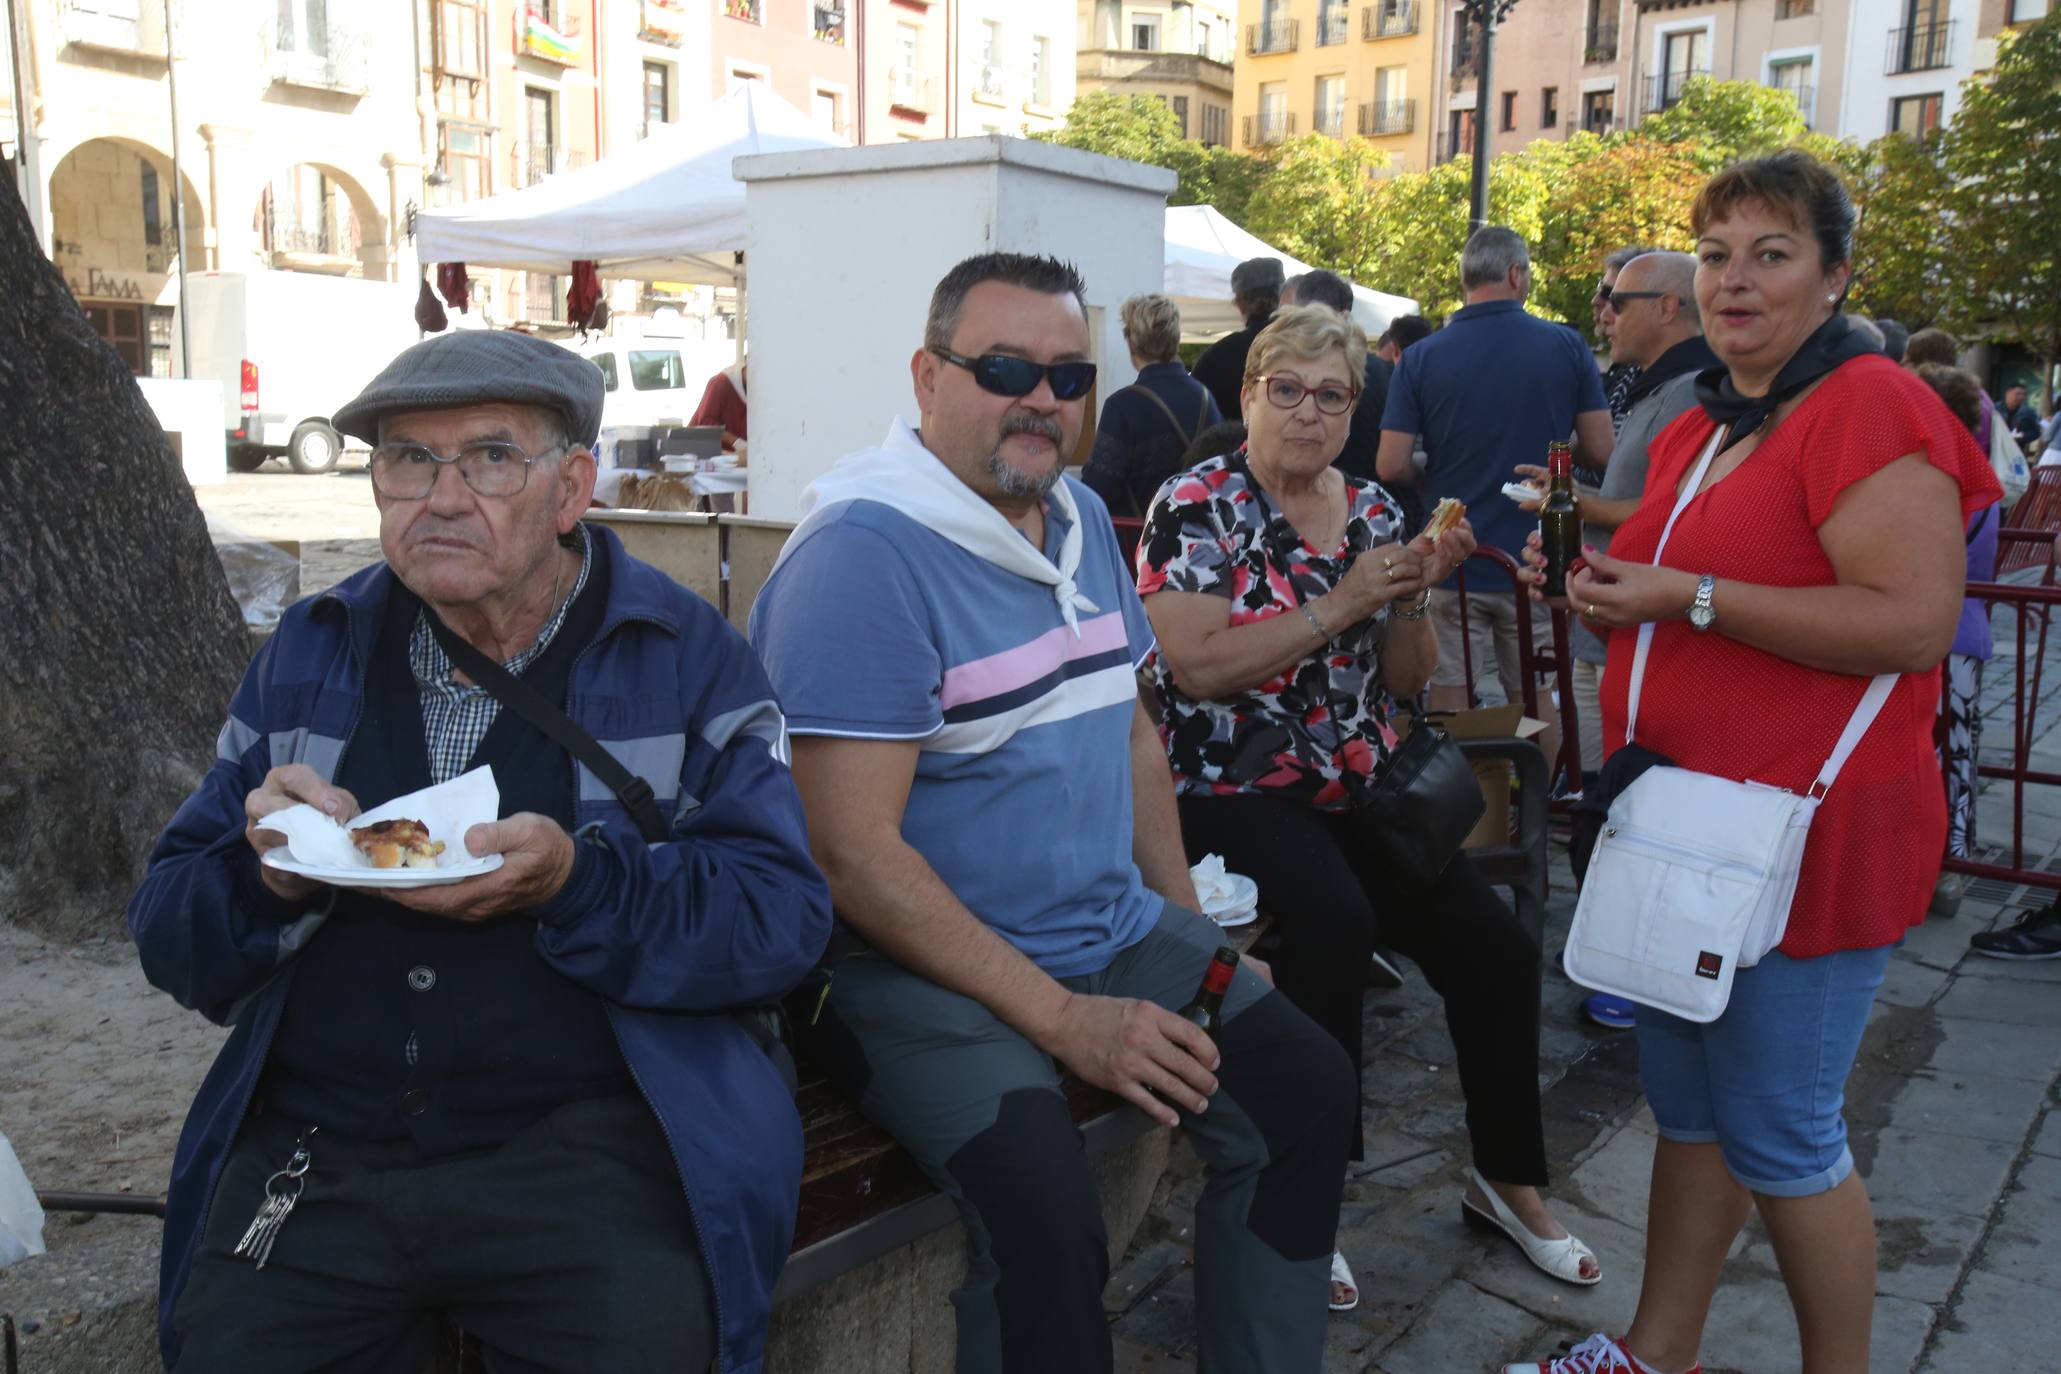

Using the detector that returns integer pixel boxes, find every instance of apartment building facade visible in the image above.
[1436,0,1634,163]
[1233,0,1445,172]
[1618,0,1855,137]
[707,0,860,137]
[1075,1,1238,146]
[6,0,426,373]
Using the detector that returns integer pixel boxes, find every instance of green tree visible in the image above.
[1034,91,1269,225]
[1637,76,1809,166]
[1528,134,1706,333]
[1940,16,2061,402]
[1846,131,1954,328]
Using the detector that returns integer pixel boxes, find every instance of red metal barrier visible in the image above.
[1111,516,1145,569]
[1942,564,2061,892]
[1447,548,1585,787]
[1999,470,2061,578]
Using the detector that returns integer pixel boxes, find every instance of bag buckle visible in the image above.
[1806,778,1831,802]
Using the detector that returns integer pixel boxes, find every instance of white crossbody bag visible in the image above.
[1561,430,1897,1023]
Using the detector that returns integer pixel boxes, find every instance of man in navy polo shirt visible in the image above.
[751,252,1355,1373]
[1376,227,1614,763]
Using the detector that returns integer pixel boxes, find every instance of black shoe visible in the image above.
[1970,903,2061,960]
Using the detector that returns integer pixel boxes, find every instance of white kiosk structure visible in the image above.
[734,137,1178,523]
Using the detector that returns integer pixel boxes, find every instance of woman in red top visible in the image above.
[1510,153,1998,1374]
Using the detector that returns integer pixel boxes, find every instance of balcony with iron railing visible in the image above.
[1887,18,1954,74]
[1366,2,1418,38]
[59,0,168,57]
[1244,110,1295,145]
[1246,18,1298,54]
[1776,0,1815,16]
[1777,81,1817,125]
[515,145,590,187]
[1643,67,1707,112]
[813,2,845,44]
[1317,5,1351,43]
[1359,98,1417,135]
[1315,102,1347,136]
[725,0,760,23]
[262,211,364,273]
[1584,21,1618,62]
[1075,47,1235,95]
[976,63,1006,99]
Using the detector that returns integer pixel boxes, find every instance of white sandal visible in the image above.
[1459,1167,1601,1287]
[1328,1248,1359,1311]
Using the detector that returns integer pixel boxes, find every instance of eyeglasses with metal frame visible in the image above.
[368,439,565,499]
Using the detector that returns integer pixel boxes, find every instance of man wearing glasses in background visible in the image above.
[749,253,1355,1372]
[131,329,831,1373]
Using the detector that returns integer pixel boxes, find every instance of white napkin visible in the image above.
[257,766,501,870]
[1189,853,1236,908]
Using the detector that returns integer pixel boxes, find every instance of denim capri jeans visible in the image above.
[1634,944,1893,1197]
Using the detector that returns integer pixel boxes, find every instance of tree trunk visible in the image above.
[0,171,250,942]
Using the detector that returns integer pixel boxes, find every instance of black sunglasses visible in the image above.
[932,347,1097,401]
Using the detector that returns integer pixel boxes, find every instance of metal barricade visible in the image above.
[1943,551,2061,892]
[1998,469,2061,578]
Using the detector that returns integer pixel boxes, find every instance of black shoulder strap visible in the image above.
[423,610,671,844]
[1125,382,1194,447]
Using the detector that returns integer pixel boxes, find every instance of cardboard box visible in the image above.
[1419,705,1550,850]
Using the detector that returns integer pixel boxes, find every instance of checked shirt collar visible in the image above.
[407,524,592,784]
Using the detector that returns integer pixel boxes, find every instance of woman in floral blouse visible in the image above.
[1137,306,1599,1311]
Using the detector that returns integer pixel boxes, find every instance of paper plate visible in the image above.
[1199,872,1259,918]
[1209,904,1259,929]
[263,850,503,888]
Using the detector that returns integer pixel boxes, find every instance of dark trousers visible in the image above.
[797,904,1354,1374]
[1178,792,1549,1184]
[172,1095,715,1374]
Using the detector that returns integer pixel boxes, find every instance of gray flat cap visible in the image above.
[1231,256,1286,296]
[333,330,606,448]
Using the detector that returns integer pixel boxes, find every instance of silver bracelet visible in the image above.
[1300,604,1330,640]
[1394,589,1432,621]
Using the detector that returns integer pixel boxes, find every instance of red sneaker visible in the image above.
[1501,1333,1701,1374]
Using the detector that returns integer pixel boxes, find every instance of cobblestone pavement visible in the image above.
[1105,627,2061,1374]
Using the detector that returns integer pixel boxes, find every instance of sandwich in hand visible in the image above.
[1423,497,1468,544]
[350,818,446,870]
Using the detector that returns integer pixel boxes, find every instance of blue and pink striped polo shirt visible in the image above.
[749,477,1162,977]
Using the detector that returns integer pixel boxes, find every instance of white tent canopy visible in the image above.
[1164,204,1416,341]
[414,83,843,284]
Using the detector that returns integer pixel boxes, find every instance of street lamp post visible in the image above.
[1457,0,1518,232]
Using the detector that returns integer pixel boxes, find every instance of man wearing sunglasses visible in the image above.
[752,252,1354,1372]
[1594,246,1655,433]
[131,328,832,1374]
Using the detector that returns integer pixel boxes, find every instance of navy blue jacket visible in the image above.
[128,523,833,1374]
[1082,361,1224,516]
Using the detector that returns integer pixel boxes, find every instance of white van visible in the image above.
[577,338,700,431]
[184,270,419,473]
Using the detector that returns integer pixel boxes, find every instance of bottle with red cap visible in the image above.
[1539,440,1580,599]
[1180,946,1241,1035]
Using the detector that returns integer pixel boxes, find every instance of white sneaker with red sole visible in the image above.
[1502,1333,1700,1374]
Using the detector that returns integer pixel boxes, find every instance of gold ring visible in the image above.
[1587,603,1598,618]
[1382,556,1395,569]
[1387,567,1398,581]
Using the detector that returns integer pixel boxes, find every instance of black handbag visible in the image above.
[1353,702,1486,890]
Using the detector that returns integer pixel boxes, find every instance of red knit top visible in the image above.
[1601,353,2002,958]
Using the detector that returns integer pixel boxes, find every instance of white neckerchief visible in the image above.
[777,416,1099,635]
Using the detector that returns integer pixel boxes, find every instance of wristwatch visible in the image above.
[1688,574,1718,632]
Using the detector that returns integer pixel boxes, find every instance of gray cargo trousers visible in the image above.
[799,903,1357,1373]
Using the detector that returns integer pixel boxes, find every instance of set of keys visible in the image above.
[231,1127,318,1269]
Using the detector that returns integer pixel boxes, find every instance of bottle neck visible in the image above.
[1200,955,1236,998]
[1548,446,1573,488]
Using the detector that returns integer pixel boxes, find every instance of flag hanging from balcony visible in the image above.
[522,9,580,63]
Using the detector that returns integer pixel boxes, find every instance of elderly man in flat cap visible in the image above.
[129,329,832,1374]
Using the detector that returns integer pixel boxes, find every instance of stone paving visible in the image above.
[1105,618,2061,1374]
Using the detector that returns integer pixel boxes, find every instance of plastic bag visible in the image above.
[0,1128,47,1266]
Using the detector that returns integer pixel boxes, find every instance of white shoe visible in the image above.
[1461,1166,1601,1286]
[1328,1248,1359,1311]
[1502,1332,1697,1373]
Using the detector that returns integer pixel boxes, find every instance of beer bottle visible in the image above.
[1540,441,1580,599]
[1180,946,1240,1035]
